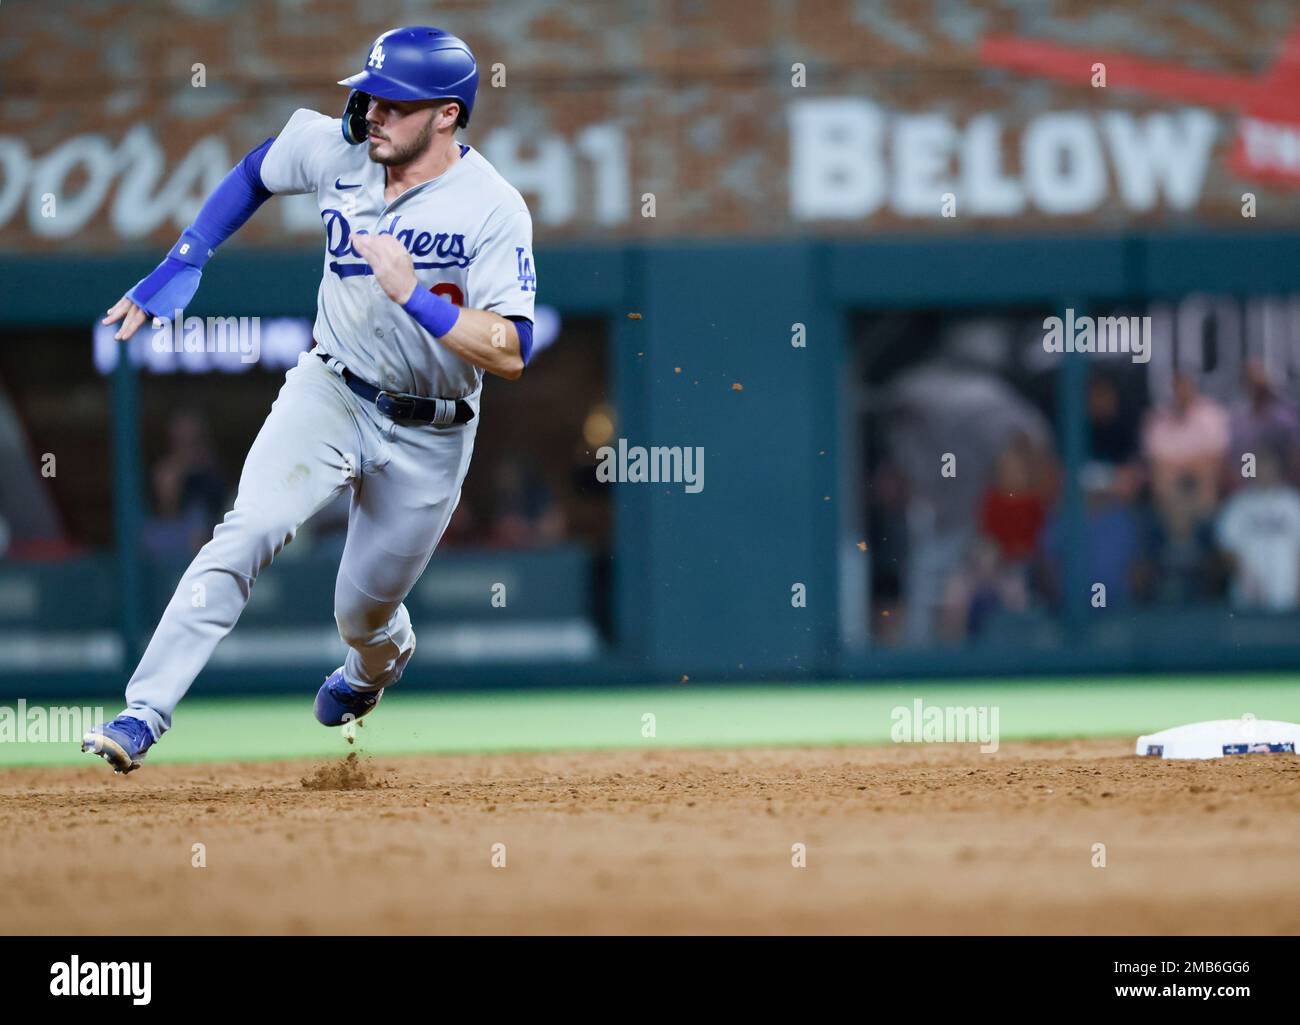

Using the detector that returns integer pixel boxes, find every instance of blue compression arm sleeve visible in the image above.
[508,316,534,365]
[189,137,274,251]
[127,138,274,317]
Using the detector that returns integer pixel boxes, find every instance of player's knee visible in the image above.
[334,603,386,648]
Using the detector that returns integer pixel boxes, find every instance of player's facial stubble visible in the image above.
[367,109,438,167]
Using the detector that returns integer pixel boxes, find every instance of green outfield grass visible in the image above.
[2,673,1298,768]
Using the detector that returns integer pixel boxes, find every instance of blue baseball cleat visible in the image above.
[82,715,155,774]
[314,667,384,726]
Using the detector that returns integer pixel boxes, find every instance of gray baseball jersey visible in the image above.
[261,108,537,406]
[119,111,536,740]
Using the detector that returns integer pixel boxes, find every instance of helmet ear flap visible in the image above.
[341,90,371,144]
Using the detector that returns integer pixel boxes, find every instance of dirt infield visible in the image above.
[2,739,1298,934]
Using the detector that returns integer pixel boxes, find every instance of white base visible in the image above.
[1136,718,1300,760]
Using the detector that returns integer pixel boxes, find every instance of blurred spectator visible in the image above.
[0,385,67,558]
[946,431,1055,639]
[1087,373,1139,467]
[486,458,566,548]
[941,433,1050,640]
[1215,446,1300,612]
[1142,370,1229,528]
[941,538,1018,641]
[980,435,1049,564]
[1041,462,1142,611]
[1226,360,1300,491]
[865,460,908,615]
[1140,476,1221,606]
[886,328,1054,645]
[141,411,227,556]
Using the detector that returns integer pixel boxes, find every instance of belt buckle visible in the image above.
[375,391,415,420]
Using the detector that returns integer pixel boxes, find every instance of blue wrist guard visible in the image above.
[127,256,205,320]
[402,287,462,338]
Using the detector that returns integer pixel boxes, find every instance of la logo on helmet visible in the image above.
[367,43,386,69]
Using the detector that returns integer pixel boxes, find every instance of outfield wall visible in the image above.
[3,231,1300,694]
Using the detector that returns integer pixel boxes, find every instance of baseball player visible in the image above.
[83,26,536,773]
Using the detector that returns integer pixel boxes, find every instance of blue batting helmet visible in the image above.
[338,26,479,143]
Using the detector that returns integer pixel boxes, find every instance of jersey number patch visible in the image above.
[515,247,536,293]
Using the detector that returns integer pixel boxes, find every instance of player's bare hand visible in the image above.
[351,233,418,304]
[102,296,151,341]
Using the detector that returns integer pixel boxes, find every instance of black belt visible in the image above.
[316,351,474,426]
